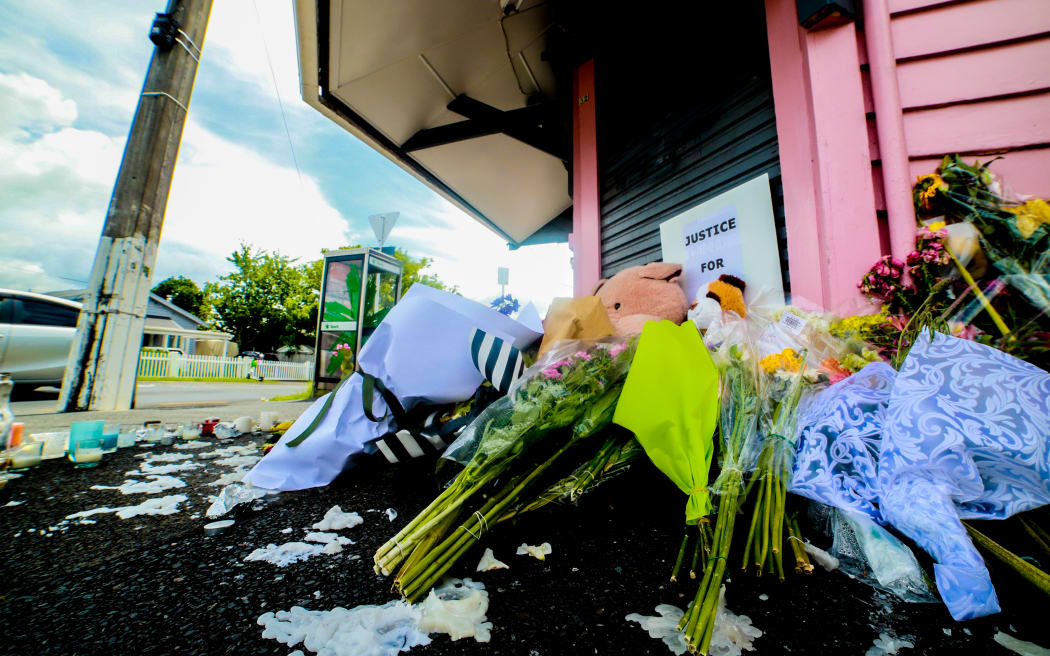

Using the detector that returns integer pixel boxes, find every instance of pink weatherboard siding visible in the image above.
[764,0,827,305]
[863,0,916,268]
[894,38,1050,111]
[768,0,1050,307]
[902,92,1050,157]
[890,0,1050,60]
[765,0,882,312]
[571,59,601,296]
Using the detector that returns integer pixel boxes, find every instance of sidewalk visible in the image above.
[19,399,314,435]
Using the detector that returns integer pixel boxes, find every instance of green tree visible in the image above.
[152,275,206,319]
[394,249,459,296]
[317,246,458,297]
[205,244,318,352]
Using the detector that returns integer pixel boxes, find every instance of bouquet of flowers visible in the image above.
[678,315,762,653]
[742,343,809,580]
[374,337,636,600]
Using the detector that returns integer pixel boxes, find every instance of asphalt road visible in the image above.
[11,381,307,416]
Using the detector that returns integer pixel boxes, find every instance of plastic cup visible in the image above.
[68,420,104,454]
[70,437,103,468]
[8,441,42,471]
[117,425,137,448]
[100,425,120,453]
[8,423,24,449]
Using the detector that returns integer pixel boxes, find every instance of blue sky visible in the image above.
[0,1,571,311]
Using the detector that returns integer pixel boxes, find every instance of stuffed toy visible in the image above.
[688,274,747,330]
[591,261,689,335]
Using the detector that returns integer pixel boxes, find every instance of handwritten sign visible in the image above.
[680,204,743,301]
[659,174,784,305]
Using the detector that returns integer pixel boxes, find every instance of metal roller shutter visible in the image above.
[595,6,789,294]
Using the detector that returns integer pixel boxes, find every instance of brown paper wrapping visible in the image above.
[537,296,617,357]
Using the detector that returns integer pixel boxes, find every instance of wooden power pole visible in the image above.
[59,0,213,412]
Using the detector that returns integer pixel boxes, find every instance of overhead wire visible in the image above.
[251,0,304,190]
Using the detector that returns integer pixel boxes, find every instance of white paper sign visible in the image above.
[681,203,743,301]
[660,174,785,306]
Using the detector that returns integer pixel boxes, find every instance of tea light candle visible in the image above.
[260,411,279,429]
[181,426,201,440]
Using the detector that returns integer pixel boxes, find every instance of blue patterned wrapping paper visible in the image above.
[790,332,1050,621]
[790,362,894,523]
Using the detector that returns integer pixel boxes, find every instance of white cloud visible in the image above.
[160,118,349,268]
[0,3,573,315]
[387,198,571,315]
[204,0,308,114]
[0,72,351,292]
[0,71,77,137]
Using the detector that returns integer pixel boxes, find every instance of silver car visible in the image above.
[0,289,81,387]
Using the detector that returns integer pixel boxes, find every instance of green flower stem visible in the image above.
[788,516,813,574]
[393,509,461,589]
[671,532,690,583]
[399,440,577,601]
[695,490,740,654]
[1019,517,1050,559]
[945,245,1012,338]
[741,490,761,570]
[679,478,741,654]
[759,472,772,570]
[965,522,1050,597]
[375,473,494,575]
[690,526,704,580]
[374,476,467,573]
[400,487,506,602]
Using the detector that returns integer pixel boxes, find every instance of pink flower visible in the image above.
[887,314,909,331]
[574,351,592,361]
[949,322,979,341]
[541,368,563,380]
[609,343,626,358]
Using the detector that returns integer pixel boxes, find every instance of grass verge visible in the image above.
[138,376,292,384]
[267,383,316,402]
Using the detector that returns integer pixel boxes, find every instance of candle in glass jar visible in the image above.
[10,449,41,469]
[75,448,103,463]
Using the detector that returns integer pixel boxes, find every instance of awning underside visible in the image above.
[297,0,572,244]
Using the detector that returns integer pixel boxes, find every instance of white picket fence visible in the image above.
[138,350,311,381]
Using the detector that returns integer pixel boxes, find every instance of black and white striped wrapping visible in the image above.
[470,328,524,394]
[367,330,524,464]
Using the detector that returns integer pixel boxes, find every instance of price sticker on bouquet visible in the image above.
[778,311,807,335]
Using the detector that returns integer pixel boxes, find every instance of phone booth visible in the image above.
[313,248,403,387]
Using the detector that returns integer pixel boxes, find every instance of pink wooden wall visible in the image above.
[766,0,1050,310]
[867,0,1050,202]
[571,60,602,296]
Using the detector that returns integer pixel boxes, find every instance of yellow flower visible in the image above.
[759,348,803,374]
[1007,198,1050,239]
[917,173,947,210]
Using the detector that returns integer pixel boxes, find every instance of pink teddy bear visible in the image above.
[591,262,689,335]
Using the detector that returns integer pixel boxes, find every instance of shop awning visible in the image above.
[293,0,571,245]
